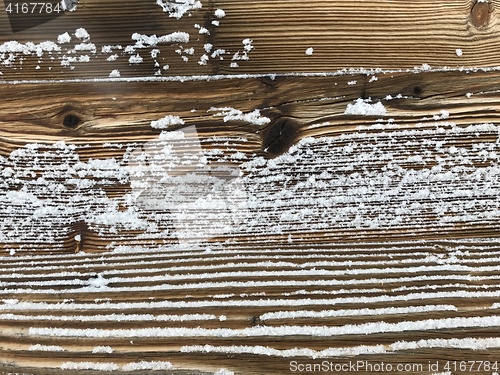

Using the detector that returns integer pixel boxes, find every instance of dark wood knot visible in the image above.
[262,117,300,158]
[471,1,490,28]
[63,113,82,128]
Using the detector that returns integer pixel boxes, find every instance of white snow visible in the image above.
[209,107,270,125]
[122,361,173,371]
[57,32,71,44]
[29,344,66,351]
[87,274,109,289]
[214,9,226,18]
[109,69,120,78]
[180,344,387,358]
[204,43,213,53]
[60,362,119,371]
[29,315,500,338]
[128,54,143,64]
[214,369,234,375]
[74,28,90,41]
[433,109,450,120]
[156,0,202,19]
[0,41,61,58]
[344,98,387,116]
[92,346,114,354]
[150,115,185,129]
[456,48,463,57]
[305,47,314,56]
[198,54,209,65]
[260,305,457,321]
[131,32,190,47]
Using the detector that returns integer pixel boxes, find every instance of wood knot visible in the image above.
[262,117,300,158]
[471,1,490,28]
[63,113,82,129]
[413,85,424,96]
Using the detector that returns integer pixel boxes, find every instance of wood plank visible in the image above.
[0,0,500,80]
[2,1,500,374]
[1,69,500,373]
[2,69,500,254]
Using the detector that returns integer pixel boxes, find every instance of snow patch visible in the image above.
[305,47,314,56]
[214,369,234,375]
[209,107,270,125]
[150,115,185,129]
[92,346,114,354]
[214,9,226,18]
[61,362,119,371]
[128,54,143,64]
[87,274,109,289]
[131,32,190,47]
[57,32,71,44]
[29,344,65,351]
[156,0,202,19]
[122,361,173,371]
[74,28,90,41]
[344,98,387,116]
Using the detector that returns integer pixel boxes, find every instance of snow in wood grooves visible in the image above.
[1,119,500,368]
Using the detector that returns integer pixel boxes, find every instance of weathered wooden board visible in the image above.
[0,0,499,80]
[2,0,500,374]
[1,69,500,374]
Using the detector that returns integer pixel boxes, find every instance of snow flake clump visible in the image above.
[214,9,226,18]
[156,0,202,19]
[74,28,90,41]
[230,39,254,67]
[305,47,314,55]
[128,54,143,64]
[344,98,387,116]
[210,107,270,126]
[150,115,185,129]
[87,274,109,289]
[57,32,71,44]
[92,346,114,354]
[29,344,66,352]
[214,369,235,375]
[131,32,190,47]
[109,69,120,78]
[61,362,119,371]
[122,361,173,371]
[433,110,450,120]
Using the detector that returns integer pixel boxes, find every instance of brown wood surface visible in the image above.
[1,1,500,374]
[0,0,498,79]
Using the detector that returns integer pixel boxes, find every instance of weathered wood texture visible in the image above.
[0,0,499,79]
[2,1,500,374]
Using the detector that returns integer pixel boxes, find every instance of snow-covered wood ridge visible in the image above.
[2,0,500,374]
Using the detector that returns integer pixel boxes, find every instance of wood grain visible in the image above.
[1,69,500,374]
[2,1,500,374]
[0,0,499,80]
